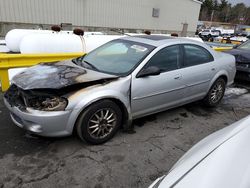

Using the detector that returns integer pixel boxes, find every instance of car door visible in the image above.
[179,44,216,101]
[131,45,186,118]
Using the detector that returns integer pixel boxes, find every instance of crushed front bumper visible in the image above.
[4,98,73,137]
[236,66,250,81]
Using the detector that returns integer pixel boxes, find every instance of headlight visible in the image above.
[28,96,68,111]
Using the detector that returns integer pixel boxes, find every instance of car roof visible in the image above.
[121,35,176,47]
[132,35,172,41]
[121,35,203,47]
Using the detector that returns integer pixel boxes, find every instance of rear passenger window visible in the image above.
[145,45,180,72]
[183,44,213,67]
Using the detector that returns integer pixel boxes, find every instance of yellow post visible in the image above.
[0,69,9,91]
[213,47,233,52]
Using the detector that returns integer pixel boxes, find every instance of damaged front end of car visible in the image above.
[4,84,68,112]
[225,49,250,81]
[4,60,119,111]
[235,55,250,81]
[3,84,74,136]
[3,60,123,137]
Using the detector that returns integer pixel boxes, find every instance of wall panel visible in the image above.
[0,0,201,32]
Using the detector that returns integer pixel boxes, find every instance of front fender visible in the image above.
[74,90,130,114]
[65,77,131,134]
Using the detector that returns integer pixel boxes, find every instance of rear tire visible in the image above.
[203,78,226,107]
[76,100,122,144]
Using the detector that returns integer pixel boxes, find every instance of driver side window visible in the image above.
[145,45,180,72]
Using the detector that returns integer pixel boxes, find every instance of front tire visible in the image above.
[203,78,226,107]
[76,100,122,144]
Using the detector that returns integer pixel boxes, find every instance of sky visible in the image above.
[227,0,250,6]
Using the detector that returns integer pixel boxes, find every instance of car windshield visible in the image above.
[76,39,155,76]
[238,40,250,50]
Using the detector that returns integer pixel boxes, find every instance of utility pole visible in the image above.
[225,6,229,22]
[210,10,214,22]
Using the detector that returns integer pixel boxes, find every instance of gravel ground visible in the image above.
[0,82,250,188]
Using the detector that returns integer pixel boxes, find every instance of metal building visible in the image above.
[0,0,201,36]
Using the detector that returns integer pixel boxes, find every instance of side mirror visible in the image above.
[137,66,161,78]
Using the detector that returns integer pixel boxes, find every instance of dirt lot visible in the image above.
[0,82,250,188]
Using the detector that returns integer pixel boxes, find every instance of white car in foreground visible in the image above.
[149,115,250,188]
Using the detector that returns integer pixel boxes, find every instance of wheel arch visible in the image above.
[203,74,227,107]
[208,71,228,91]
[218,75,228,84]
[72,97,130,134]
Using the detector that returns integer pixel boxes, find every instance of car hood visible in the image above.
[11,60,118,90]
[155,115,250,188]
[225,49,250,63]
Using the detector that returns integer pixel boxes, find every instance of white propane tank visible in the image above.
[20,33,124,54]
[20,33,84,53]
[0,40,10,53]
[5,29,53,52]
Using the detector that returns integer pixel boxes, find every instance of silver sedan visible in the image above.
[4,35,236,144]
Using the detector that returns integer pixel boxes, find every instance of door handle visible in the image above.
[211,68,216,71]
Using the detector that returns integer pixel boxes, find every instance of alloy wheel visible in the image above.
[87,108,117,139]
[210,82,224,103]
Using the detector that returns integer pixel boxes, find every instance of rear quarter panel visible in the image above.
[210,51,236,88]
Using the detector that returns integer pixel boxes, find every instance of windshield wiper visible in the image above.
[73,58,99,71]
[82,60,99,71]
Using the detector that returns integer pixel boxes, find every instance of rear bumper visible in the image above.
[4,98,73,137]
